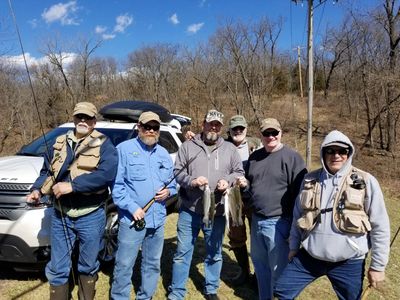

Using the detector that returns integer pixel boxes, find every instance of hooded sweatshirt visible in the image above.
[289,130,390,271]
[174,133,244,216]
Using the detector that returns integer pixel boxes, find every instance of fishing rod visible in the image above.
[130,146,203,230]
[7,0,82,297]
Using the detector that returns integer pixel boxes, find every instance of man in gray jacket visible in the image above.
[274,130,390,300]
[168,109,246,300]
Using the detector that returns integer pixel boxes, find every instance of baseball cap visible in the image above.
[138,111,161,124]
[323,141,350,149]
[229,115,247,129]
[205,109,224,125]
[73,102,98,117]
[260,118,281,132]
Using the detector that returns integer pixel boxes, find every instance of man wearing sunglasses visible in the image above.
[274,130,390,300]
[27,102,118,299]
[244,118,307,300]
[111,111,177,300]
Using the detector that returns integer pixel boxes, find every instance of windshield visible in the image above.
[17,126,179,156]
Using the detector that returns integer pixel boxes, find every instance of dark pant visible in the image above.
[274,249,365,300]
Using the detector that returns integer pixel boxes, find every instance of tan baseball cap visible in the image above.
[138,111,161,124]
[260,118,281,132]
[73,102,98,117]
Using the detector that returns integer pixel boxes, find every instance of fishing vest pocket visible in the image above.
[299,180,317,210]
[343,188,365,210]
[337,209,371,234]
[128,162,146,181]
[297,210,318,231]
[76,147,100,172]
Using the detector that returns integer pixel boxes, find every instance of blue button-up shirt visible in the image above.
[112,137,177,228]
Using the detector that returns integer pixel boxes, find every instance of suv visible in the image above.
[0,118,185,268]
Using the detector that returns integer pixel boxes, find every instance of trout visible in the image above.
[228,185,243,227]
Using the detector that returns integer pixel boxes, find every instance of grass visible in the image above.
[1,202,399,300]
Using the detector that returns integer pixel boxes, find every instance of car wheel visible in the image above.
[99,203,118,264]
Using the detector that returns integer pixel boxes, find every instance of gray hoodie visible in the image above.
[174,133,244,216]
[289,130,390,271]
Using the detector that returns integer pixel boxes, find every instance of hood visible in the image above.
[0,155,44,183]
[320,130,354,176]
[192,133,225,149]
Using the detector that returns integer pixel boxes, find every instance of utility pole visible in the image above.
[306,0,314,169]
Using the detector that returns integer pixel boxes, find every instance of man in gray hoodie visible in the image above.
[168,109,246,300]
[274,130,390,300]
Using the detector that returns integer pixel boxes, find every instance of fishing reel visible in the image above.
[131,218,146,231]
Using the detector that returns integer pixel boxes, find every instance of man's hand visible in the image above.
[52,182,73,199]
[368,269,385,288]
[191,176,208,187]
[154,188,170,202]
[216,179,229,192]
[133,207,145,221]
[26,190,41,204]
[185,130,195,140]
[236,176,247,188]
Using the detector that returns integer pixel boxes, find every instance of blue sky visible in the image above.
[1,0,381,66]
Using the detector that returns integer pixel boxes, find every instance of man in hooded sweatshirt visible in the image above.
[274,130,390,300]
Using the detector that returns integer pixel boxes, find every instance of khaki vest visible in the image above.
[41,130,106,195]
[296,167,372,235]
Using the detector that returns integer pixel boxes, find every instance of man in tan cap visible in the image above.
[244,118,307,300]
[111,111,177,299]
[27,101,118,299]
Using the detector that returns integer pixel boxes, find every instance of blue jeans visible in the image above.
[250,214,291,300]
[274,249,365,300]
[110,221,165,300]
[168,207,226,300]
[46,207,105,286]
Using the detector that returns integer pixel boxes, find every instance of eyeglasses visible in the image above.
[324,147,349,156]
[141,123,160,131]
[262,130,280,137]
[75,114,95,121]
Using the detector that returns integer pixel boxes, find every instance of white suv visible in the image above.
[0,118,185,268]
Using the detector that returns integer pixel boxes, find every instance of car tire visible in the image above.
[99,202,118,267]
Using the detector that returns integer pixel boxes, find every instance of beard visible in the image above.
[205,132,218,143]
[230,130,246,144]
[139,131,159,146]
[75,124,90,136]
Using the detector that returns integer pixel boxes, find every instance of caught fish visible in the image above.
[223,189,231,229]
[203,185,211,227]
[228,185,243,227]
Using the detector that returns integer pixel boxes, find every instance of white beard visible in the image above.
[76,125,89,135]
[206,132,218,142]
[139,131,159,146]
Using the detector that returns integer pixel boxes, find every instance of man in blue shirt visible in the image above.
[111,111,177,300]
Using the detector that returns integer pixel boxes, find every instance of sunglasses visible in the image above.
[232,126,246,131]
[262,130,280,137]
[324,147,349,156]
[75,114,95,121]
[141,123,160,131]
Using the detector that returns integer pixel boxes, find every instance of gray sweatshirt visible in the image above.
[174,134,244,216]
[289,130,390,271]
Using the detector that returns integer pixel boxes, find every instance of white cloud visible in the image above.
[168,13,179,25]
[41,1,79,25]
[187,22,204,34]
[102,34,116,40]
[114,14,133,33]
[28,19,38,29]
[95,25,107,34]
[0,52,77,68]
